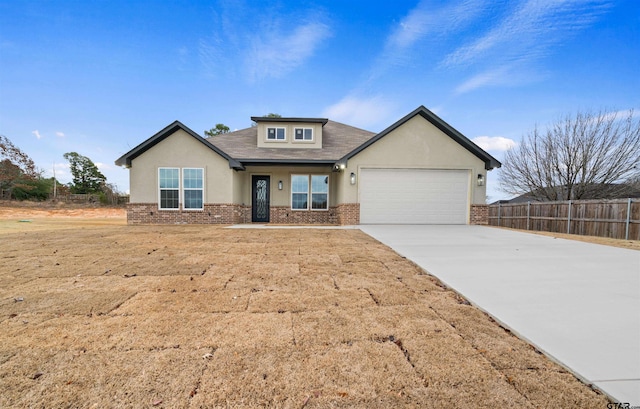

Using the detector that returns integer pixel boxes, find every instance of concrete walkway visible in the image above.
[359,225,640,405]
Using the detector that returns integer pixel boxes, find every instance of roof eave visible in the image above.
[236,159,337,167]
[250,117,329,126]
[114,121,244,170]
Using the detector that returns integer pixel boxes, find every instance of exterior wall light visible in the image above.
[350,172,357,185]
[278,180,283,190]
[477,174,485,186]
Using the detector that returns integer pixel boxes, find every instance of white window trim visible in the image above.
[291,174,309,211]
[266,127,286,142]
[158,167,180,211]
[182,167,204,211]
[157,167,205,211]
[293,127,313,142]
[290,174,329,211]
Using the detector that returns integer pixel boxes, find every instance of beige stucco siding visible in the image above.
[337,115,487,205]
[256,122,323,149]
[237,166,335,207]
[129,129,234,204]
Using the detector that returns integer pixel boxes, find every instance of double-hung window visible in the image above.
[158,167,204,210]
[159,168,180,210]
[294,128,313,141]
[182,168,204,210]
[291,174,328,210]
[310,175,328,210]
[267,127,286,140]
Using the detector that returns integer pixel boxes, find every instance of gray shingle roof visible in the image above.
[114,106,501,171]
[206,120,376,163]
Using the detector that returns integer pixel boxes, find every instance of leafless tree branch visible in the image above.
[500,109,640,200]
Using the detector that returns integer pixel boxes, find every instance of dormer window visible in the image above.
[267,127,286,140]
[294,128,313,141]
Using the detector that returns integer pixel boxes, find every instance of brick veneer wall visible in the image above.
[127,203,246,224]
[127,202,361,225]
[267,203,359,225]
[470,204,489,225]
[129,202,483,225]
[335,203,360,225]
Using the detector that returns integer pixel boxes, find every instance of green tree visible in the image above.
[204,123,230,137]
[63,152,106,194]
[251,113,282,127]
[12,178,52,201]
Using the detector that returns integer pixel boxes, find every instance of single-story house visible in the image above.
[115,105,501,225]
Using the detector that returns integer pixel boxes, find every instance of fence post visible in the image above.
[626,198,632,240]
[567,200,572,234]
[527,201,530,230]
[498,203,501,226]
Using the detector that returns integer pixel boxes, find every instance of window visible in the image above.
[291,174,328,210]
[291,175,308,210]
[183,168,204,210]
[158,167,204,210]
[311,175,328,209]
[294,128,313,141]
[159,168,179,210]
[267,127,286,140]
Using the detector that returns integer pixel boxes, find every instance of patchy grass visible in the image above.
[0,208,611,408]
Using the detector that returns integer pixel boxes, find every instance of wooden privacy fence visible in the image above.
[489,198,640,240]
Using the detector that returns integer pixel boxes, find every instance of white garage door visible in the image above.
[359,168,469,224]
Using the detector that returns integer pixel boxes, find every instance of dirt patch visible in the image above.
[0,210,611,407]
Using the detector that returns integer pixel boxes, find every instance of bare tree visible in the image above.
[0,136,40,198]
[500,109,640,201]
[0,135,38,179]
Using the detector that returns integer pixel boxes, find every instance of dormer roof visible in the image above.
[250,117,329,126]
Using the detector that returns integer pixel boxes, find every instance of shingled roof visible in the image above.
[115,106,501,171]
[206,120,376,165]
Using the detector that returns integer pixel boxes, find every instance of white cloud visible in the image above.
[455,68,507,95]
[45,162,70,182]
[445,0,612,93]
[247,21,331,81]
[95,162,112,171]
[322,95,395,130]
[369,0,487,81]
[443,0,611,68]
[472,136,517,151]
[198,4,331,82]
[32,130,42,139]
[387,0,486,50]
[55,131,65,137]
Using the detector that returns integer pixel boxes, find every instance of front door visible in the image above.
[252,175,270,222]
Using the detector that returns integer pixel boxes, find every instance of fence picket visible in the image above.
[488,198,639,240]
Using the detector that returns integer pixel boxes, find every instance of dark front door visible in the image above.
[252,175,270,222]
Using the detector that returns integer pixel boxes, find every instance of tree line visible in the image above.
[0,135,115,202]
[3,108,637,203]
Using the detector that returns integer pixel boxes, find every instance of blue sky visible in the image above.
[1,0,638,201]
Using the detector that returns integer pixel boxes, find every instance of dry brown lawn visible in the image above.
[0,205,611,408]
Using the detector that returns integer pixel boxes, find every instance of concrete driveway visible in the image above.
[359,225,640,405]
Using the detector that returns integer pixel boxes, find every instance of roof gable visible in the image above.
[339,106,501,170]
[206,120,375,165]
[114,121,243,169]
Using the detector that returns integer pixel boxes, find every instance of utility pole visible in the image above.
[53,162,57,199]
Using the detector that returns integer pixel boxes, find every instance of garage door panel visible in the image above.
[360,169,469,224]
